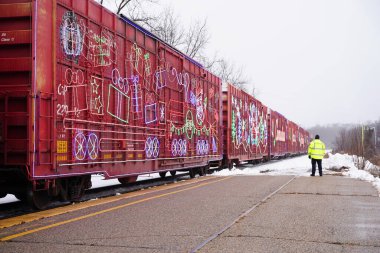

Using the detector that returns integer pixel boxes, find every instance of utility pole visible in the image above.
[361,125,364,158]
[363,125,377,155]
[368,126,376,153]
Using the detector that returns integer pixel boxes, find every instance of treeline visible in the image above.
[307,124,354,149]
[333,120,380,168]
[307,121,380,168]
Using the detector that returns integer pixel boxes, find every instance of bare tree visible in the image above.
[96,0,158,25]
[182,19,209,59]
[119,0,158,26]
[96,0,252,94]
[146,7,209,62]
[333,125,378,169]
[217,59,248,88]
[334,128,347,152]
[205,57,251,93]
[148,7,184,48]
[97,1,208,60]
[115,0,134,14]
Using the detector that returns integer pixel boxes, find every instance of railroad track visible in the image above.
[0,173,192,220]
[0,159,296,220]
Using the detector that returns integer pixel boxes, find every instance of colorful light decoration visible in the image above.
[73,132,87,160]
[231,93,269,153]
[170,110,211,140]
[196,139,209,156]
[189,91,197,107]
[131,75,143,119]
[155,67,167,91]
[145,137,160,159]
[59,9,221,166]
[90,76,104,115]
[171,139,187,157]
[60,11,83,60]
[107,84,130,124]
[171,67,190,102]
[212,136,217,153]
[73,132,100,161]
[196,95,205,126]
[145,92,157,124]
[87,133,99,160]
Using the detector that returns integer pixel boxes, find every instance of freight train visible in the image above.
[0,0,309,209]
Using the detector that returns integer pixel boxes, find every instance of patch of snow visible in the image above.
[90,171,189,190]
[90,175,120,189]
[0,194,19,204]
[324,153,380,195]
[324,153,356,170]
[90,173,161,189]
[0,172,170,205]
[2,155,379,206]
[212,155,311,177]
[212,153,380,196]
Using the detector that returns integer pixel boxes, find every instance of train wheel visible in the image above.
[228,162,233,170]
[189,169,196,178]
[170,171,177,176]
[118,176,138,185]
[70,186,85,202]
[199,165,209,176]
[159,172,167,178]
[26,186,50,210]
[204,165,210,175]
[66,176,91,202]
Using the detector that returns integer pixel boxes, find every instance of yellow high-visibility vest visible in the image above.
[308,139,326,159]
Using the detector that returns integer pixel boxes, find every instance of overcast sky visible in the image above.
[105,0,380,128]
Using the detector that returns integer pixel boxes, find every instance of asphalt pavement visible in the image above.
[0,175,379,253]
[200,176,380,253]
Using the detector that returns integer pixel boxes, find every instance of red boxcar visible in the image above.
[0,0,310,209]
[298,127,310,154]
[222,84,270,168]
[0,0,223,208]
[286,121,298,156]
[269,110,287,158]
[291,121,298,155]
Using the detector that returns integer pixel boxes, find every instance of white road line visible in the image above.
[190,176,296,253]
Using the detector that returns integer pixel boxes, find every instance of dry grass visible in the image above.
[367,166,380,178]
[370,155,380,166]
[328,166,350,172]
[368,155,380,178]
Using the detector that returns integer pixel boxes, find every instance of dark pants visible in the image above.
[311,159,322,176]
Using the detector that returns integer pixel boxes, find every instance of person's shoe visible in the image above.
[310,174,315,176]
[319,175,323,177]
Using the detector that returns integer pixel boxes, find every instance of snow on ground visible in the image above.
[0,172,182,204]
[213,155,311,177]
[90,171,188,189]
[0,194,18,204]
[90,173,160,189]
[1,154,379,204]
[326,153,380,195]
[212,153,380,196]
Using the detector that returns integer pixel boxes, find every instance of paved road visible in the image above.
[0,175,379,253]
[200,176,380,253]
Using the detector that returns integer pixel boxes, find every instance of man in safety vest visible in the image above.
[308,134,326,176]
